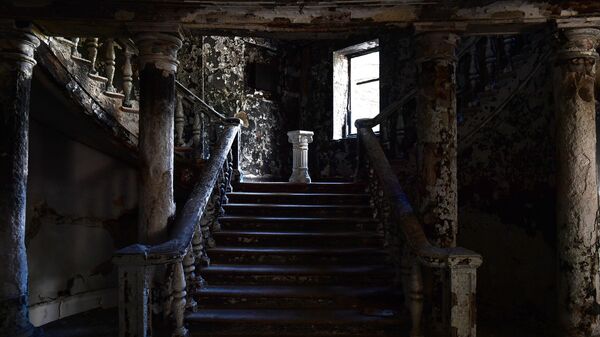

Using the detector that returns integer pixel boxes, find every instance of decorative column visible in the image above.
[415,31,460,248]
[135,32,182,244]
[553,25,600,337]
[0,22,40,337]
[287,130,313,183]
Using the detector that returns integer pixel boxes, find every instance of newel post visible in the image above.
[287,130,314,183]
[0,21,40,337]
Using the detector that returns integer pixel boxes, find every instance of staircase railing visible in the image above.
[43,36,229,163]
[355,118,482,337]
[114,117,241,337]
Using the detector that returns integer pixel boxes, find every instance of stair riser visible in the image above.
[209,252,389,265]
[233,184,366,193]
[223,206,372,217]
[195,295,403,310]
[201,274,394,286]
[219,221,378,232]
[188,322,402,337]
[213,234,383,247]
[227,194,370,205]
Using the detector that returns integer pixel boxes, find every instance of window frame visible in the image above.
[332,40,380,140]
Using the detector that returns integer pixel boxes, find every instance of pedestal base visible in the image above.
[289,168,311,184]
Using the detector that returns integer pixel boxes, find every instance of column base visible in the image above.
[0,295,41,337]
[289,168,311,184]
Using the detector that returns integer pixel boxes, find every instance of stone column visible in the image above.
[135,32,182,244]
[415,31,460,248]
[287,130,314,183]
[0,23,39,337]
[553,26,600,337]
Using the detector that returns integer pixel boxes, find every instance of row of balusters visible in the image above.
[69,37,137,107]
[380,34,524,160]
[365,158,424,337]
[162,150,234,336]
[67,37,219,161]
[458,35,523,107]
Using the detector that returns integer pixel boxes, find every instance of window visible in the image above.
[333,40,380,140]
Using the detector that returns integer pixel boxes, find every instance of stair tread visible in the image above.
[186,308,400,325]
[220,216,377,222]
[214,230,381,237]
[228,192,369,197]
[224,203,370,209]
[197,284,398,298]
[203,264,392,275]
[208,247,386,254]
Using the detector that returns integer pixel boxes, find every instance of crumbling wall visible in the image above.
[26,120,137,326]
[457,55,556,331]
[178,36,285,180]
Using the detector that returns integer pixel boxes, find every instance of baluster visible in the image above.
[502,35,514,73]
[192,112,203,159]
[104,38,120,93]
[170,262,189,337]
[122,47,134,107]
[200,188,219,248]
[409,260,424,337]
[484,37,496,91]
[226,153,234,193]
[86,37,99,74]
[70,38,80,57]
[192,223,210,268]
[175,95,186,146]
[220,163,229,205]
[468,47,479,107]
[182,247,198,311]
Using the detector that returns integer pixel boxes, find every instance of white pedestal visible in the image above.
[287,130,314,183]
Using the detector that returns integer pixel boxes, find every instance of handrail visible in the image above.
[355,118,482,337]
[115,118,241,262]
[355,120,445,259]
[176,80,227,122]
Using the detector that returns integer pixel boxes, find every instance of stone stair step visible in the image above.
[186,308,405,336]
[207,246,388,265]
[195,284,403,309]
[223,203,372,217]
[233,182,366,193]
[219,216,378,232]
[212,230,383,247]
[201,264,395,285]
[227,192,370,205]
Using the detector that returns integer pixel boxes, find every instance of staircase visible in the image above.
[186,182,406,336]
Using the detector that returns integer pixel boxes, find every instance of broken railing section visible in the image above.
[114,118,241,337]
[356,119,482,337]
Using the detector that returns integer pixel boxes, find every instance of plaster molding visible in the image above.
[134,32,182,74]
[0,23,40,76]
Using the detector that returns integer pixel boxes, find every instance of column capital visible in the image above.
[287,130,314,145]
[134,32,183,74]
[0,22,40,76]
[555,26,600,61]
[414,31,460,64]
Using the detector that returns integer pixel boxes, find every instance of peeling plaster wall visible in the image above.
[178,35,285,180]
[457,54,556,330]
[26,120,137,325]
[284,31,414,180]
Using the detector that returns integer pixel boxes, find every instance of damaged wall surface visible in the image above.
[178,35,286,180]
[25,90,138,326]
[287,29,558,331]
